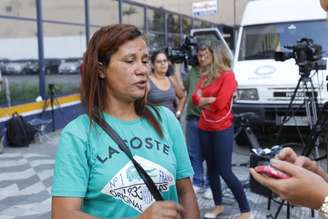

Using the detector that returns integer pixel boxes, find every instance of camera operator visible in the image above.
[250,2,328,217]
[183,44,211,196]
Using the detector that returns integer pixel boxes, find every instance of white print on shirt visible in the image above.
[101,155,175,212]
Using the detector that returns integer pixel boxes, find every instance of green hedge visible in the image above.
[0,83,80,105]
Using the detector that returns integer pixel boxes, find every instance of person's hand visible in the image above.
[275,147,298,163]
[250,159,328,209]
[277,147,318,173]
[199,97,216,108]
[175,110,181,119]
[276,147,323,179]
[195,88,216,108]
[138,201,184,219]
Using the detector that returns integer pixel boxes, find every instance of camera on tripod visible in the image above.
[275,38,326,77]
[48,83,56,95]
[165,36,198,66]
[43,83,60,131]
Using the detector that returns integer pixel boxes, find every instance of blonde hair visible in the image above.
[202,43,233,87]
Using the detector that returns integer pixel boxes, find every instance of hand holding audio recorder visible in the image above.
[255,165,290,179]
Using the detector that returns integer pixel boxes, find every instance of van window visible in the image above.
[238,20,328,61]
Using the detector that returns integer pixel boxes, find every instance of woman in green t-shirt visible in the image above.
[51,24,199,219]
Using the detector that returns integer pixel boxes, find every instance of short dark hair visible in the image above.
[197,43,210,52]
[150,50,167,64]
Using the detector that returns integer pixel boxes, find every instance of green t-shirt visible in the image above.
[51,106,193,219]
[183,66,201,117]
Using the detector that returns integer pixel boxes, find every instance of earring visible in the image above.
[97,61,106,79]
[99,73,106,79]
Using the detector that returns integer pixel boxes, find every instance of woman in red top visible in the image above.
[192,44,251,219]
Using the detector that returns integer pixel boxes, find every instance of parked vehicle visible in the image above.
[232,0,328,129]
[0,59,8,73]
[25,60,39,74]
[23,59,62,75]
[2,60,31,75]
[58,59,81,74]
[45,59,61,74]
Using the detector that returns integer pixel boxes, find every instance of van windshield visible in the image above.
[238,20,328,61]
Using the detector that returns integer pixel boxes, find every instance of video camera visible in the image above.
[275,38,326,77]
[48,83,55,93]
[166,36,198,66]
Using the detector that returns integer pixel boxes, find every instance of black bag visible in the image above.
[6,112,36,147]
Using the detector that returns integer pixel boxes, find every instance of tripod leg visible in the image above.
[308,78,319,123]
[277,77,303,142]
[41,99,49,115]
[302,78,320,159]
[234,126,242,138]
[273,200,285,219]
[308,79,320,159]
[245,127,261,149]
[54,98,63,112]
[267,196,272,210]
[50,97,55,132]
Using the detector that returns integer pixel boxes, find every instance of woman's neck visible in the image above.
[104,97,138,121]
[152,72,166,80]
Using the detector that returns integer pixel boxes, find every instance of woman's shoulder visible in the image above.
[61,114,91,139]
[147,105,176,122]
[148,75,162,90]
[221,70,235,77]
[217,70,235,81]
[148,76,155,86]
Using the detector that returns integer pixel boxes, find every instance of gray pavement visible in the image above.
[0,130,321,219]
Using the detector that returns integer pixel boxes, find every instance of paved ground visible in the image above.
[0,130,322,219]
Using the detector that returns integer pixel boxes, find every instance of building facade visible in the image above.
[0,0,252,131]
[133,0,251,26]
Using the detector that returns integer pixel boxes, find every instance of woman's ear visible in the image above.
[98,62,106,79]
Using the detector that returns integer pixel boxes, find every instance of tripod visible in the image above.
[277,74,320,156]
[42,84,62,131]
[273,73,319,219]
[232,112,261,192]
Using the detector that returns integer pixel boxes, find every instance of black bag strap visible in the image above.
[96,118,164,201]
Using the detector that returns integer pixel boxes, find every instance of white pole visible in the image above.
[4,77,11,107]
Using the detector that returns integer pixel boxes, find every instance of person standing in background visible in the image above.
[147,51,186,118]
[183,44,211,195]
[192,43,252,219]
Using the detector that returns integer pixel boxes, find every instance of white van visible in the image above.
[233,0,328,128]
